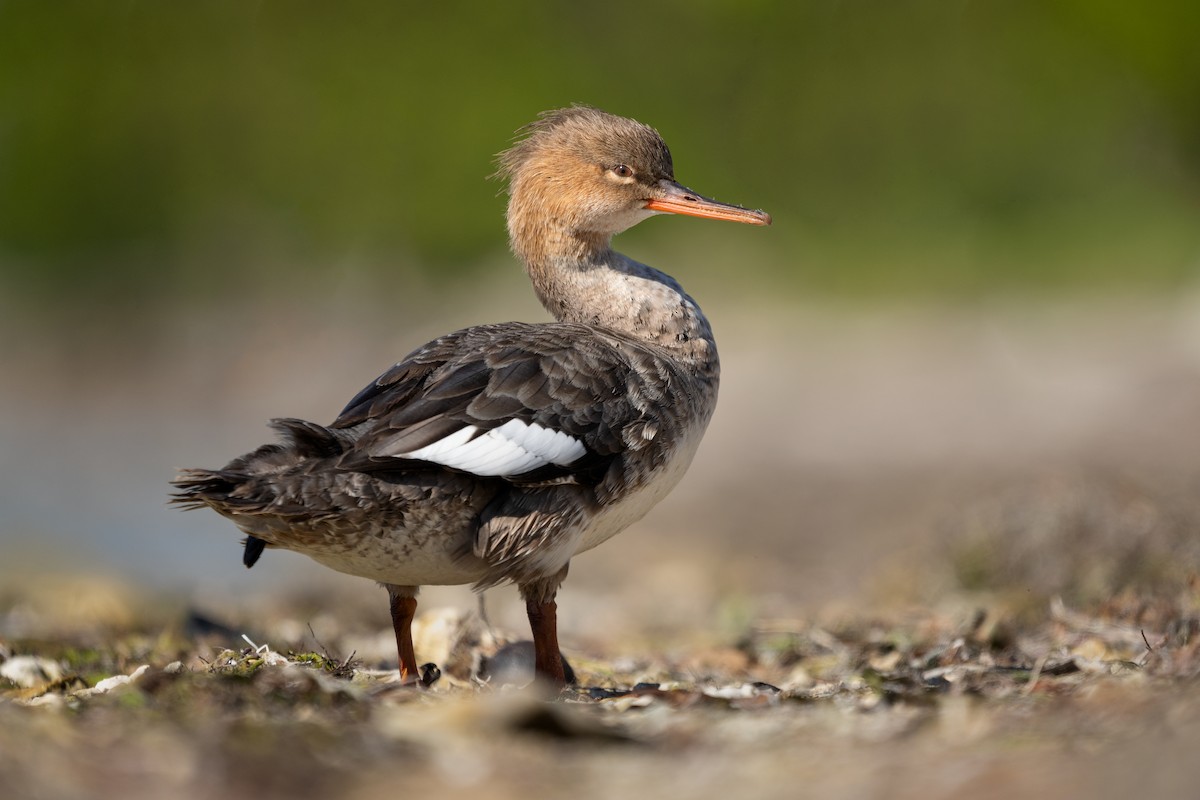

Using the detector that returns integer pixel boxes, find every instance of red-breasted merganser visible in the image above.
[172,106,771,686]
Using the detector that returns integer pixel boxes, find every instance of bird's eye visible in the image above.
[610,164,634,179]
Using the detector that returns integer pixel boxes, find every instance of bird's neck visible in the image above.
[510,213,717,370]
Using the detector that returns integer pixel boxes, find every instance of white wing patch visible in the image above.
[397,419,586,476]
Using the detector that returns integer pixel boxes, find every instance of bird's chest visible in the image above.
[575,424,706,555]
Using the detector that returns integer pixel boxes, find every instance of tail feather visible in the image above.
[171,418,353,571]
[170,417,344,513]
[169,468,252,510]
[268,417,345,458]
[242,536,267,568]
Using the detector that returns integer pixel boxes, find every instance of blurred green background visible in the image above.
[2,0,1198,308]
[2,0,1200,692]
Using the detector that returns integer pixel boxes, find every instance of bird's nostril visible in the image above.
[683,195,698,202]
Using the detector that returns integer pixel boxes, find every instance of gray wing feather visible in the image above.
[330,322,659,483]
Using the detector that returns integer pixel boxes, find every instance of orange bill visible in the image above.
[645,181,772,226]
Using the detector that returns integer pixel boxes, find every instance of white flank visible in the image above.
[397,419,586,476]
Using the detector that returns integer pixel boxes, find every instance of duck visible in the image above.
[172,106,771,687]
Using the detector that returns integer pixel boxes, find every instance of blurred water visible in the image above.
[5,295,1200,607]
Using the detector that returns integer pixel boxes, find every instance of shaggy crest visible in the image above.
[495,105,675,189]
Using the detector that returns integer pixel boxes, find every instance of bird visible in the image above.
[171,106,771,687]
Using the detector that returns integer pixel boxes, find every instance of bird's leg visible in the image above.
[525,596,565,685]
[386,585,421,685]
[521,567,569,687]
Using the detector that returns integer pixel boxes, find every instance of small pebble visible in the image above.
[0,655,63,688]
[91,664,150,694]
[478,641,576,687]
